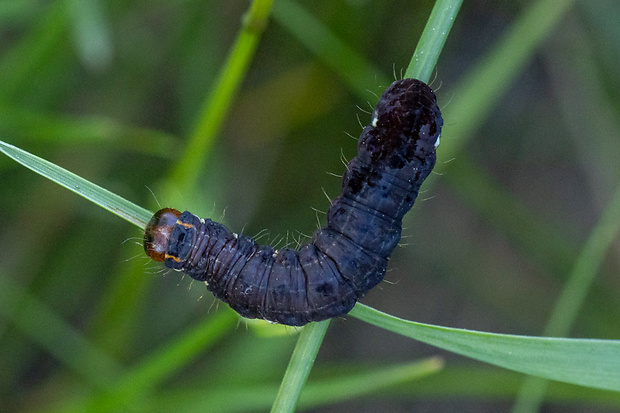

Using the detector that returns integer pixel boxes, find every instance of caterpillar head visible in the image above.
[144,208,181,262]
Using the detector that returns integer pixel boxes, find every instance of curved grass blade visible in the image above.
[350,304,620,392]
[0,140,151,228]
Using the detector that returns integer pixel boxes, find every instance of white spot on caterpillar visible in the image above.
[371,115,378,127]
[434,134,441,148]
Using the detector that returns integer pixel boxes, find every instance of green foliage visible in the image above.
[1,0,620,412]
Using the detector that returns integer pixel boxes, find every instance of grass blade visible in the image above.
[271,321,330,413]
[147,358,444,413]
[512,161,620,411]
[0,140,151,228]
[0,273,122,388]
[164,0,276,200]
[440,0,577,161]
[405,0,463,81]
[351,304,620,392]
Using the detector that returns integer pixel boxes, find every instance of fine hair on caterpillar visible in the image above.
[144,78,443,326]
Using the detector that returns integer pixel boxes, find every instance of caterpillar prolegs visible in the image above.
[144,79,443,326]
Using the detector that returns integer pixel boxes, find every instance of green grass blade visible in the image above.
[512,169,620,411]
[270,321,329,413]
[164,0,275,200]
[297,357,444,408]
[440,0,577,161]
[272,0,384,98]
[0,106,179,158]
[147,358,444,413]
[0,273,122,388]
[50,310,240,413]
[405,0,463,81]
[376,366,620,406]
[0,140,151,228]
[445,157,577,276]
[350,304,620,392]
[545,183,620,338]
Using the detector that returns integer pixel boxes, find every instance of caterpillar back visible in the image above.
[144,78,443,326]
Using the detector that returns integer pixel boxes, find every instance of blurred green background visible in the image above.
[1,0,620,411]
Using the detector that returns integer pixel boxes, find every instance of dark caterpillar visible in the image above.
[144,79,443,326]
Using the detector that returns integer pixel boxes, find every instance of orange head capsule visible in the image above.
[144,208,181,262]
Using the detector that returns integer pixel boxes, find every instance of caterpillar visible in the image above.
[144,78,443,326]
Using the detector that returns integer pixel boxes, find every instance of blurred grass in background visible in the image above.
[1,0,620,412]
